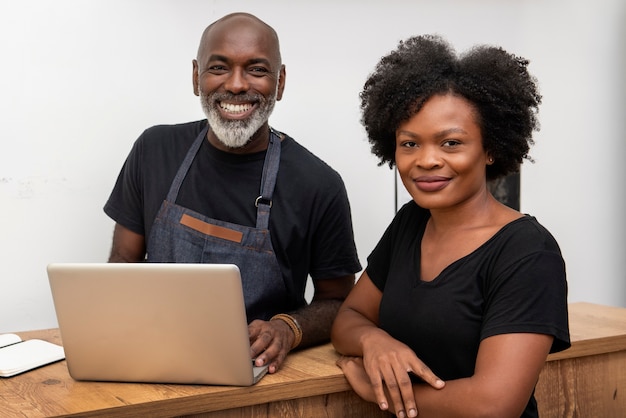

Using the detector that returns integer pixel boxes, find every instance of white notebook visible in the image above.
[0,333,65,377]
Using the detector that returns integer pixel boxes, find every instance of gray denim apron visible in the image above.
[146,125,288,321]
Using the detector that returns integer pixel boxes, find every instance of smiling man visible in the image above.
[103,13,361,374]
[194,14,284,152]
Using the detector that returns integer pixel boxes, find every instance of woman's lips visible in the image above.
[414,176,451,192]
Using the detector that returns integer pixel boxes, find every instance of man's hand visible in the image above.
[247,275,354,374]
[248,318,295,373]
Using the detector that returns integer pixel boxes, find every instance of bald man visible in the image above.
[104,13,361,373]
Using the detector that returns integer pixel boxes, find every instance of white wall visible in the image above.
[1,0,624,333]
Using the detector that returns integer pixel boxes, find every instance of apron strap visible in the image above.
[255,128,282,229]
[164,122,280,230]
[165,124,209,202]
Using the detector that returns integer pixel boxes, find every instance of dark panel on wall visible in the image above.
[487,172,520,211]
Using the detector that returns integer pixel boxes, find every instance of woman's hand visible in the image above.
[336,356,378,403]
[360,332,445,418]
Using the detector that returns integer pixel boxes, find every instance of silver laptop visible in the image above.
[46,263,268,386]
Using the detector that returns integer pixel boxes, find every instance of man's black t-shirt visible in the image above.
[104,120,362,309]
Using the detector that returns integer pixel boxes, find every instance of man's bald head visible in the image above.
[197,13,282,67]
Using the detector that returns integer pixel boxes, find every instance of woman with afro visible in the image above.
[331,35,570,418]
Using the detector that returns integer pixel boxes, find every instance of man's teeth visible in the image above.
[220,102,252,113]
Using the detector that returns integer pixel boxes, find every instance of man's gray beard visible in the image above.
[200,92,276,149]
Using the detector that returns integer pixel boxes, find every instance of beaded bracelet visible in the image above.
[270,313,303,349]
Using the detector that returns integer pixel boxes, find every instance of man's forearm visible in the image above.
[291,298,344,348]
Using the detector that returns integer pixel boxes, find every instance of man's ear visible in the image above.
[276,65,286,101]
[192,59,200,96]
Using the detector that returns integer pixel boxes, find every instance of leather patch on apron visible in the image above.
[180,213,243,243]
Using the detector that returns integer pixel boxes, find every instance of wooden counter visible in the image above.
[1,302,624,417]
[535,302,626,417]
